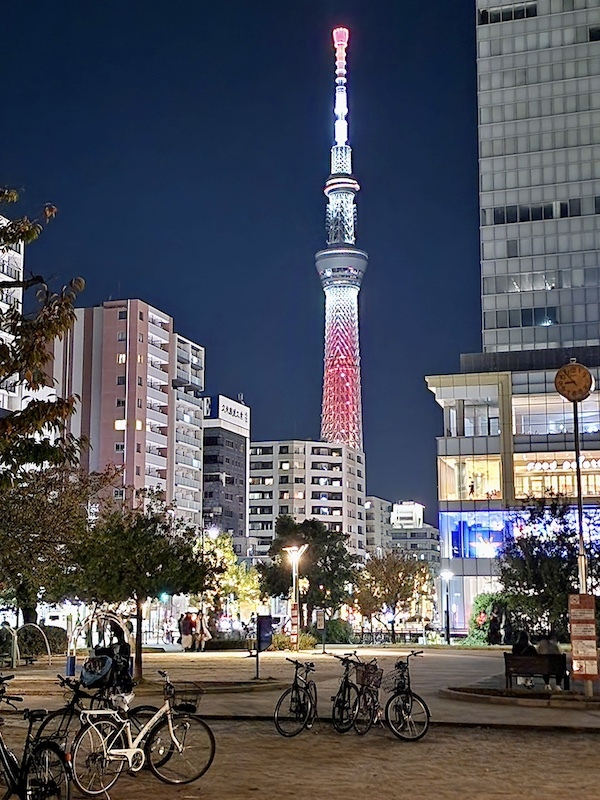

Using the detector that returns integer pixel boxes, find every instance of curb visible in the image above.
[439,687,600,711]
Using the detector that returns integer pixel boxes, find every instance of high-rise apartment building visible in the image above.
[364,497,392,555]
[388,502,441,569]
[202,395,251,558]
[426,1,600,631]
[52,299,205,525]
[249,440,366,560]
[0,220,24,414]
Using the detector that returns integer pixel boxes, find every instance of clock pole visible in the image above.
[572,398,587,593]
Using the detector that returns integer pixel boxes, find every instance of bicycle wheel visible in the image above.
[35,708,79,751]
[385,691,430,741]
[274,686,312,737]
[24,741,71,800]
[353,689,376,735]
[71,718,126,796]
[146,714,215,784]
[331,682,358,733]
[306,680,318,727]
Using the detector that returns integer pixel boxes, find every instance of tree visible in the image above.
[258,515,359,627]
[0,465,118,623]
[498,492,600,638]
[0,188,85,481]
[361,552,431,643]
[65,493,224,679]
[352,569,383,640]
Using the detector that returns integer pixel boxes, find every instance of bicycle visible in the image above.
[0,673,71,799]
[70,670,215,795]
[382,650,430,741]
[273,658,317,737]
[330,652,361,733]
[352,659,383,735]
[34,675,158,754]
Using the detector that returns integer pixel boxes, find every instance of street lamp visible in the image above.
[440,570,454,646]
[282,544,308,651]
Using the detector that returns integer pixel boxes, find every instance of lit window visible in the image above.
[280,461,290,470]
[114,420,126,431]
[137,354,144,363]
[136,420,143,430]
[117,354,126,364]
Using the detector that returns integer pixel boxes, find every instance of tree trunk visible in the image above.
[15,584,37,625]
[390,618,396,644]
[305,602,314,632]
[134,596,143,681]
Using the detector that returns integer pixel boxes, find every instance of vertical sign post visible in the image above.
[569,594,597,697]
[316,609,326,653]
[290,604,299,650]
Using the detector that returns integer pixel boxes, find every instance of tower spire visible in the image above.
[316,27,368,452]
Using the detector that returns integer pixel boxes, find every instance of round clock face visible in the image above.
[554,363,594,402]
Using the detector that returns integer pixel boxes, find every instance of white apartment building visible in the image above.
[388,501,441,569]
[364,496,392,555]
[0,218,24,414]
[249,440,366,560]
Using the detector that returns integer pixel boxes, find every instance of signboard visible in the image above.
[569,594,599,680]
[203,395,250,433]
[290,603,299,648]
[256,615,273,653]
[316,609,326,631]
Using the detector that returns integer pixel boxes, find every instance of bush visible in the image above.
[310,618,353,644]
[268,632,318,651]
[17,625,67,656]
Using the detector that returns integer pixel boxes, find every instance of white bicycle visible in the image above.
[71,670,215,795]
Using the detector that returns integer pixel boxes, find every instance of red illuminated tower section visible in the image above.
[316,27,368,451]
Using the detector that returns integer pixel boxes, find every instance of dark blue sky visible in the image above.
[1,1,480,522]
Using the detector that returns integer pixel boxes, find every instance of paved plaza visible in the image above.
[1,647,599,799]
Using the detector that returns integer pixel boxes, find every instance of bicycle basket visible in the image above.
[355,663,383,688]
[167,681,204,712]
[80,655,114,689]
[381,669,407,693]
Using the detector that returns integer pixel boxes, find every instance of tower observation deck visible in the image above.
[316,27,368,452]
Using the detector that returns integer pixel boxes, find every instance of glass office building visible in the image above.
[426,1,600,631]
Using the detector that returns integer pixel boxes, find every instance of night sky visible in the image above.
[1,1,480,522]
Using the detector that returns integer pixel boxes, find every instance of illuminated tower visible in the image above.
[316,27,368,452]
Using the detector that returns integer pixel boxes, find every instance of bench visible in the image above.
[504,653,570,690]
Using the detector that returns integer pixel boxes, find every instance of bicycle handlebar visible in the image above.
[4,695,22,703]
[285,658,315,672]
[0,675,14,684]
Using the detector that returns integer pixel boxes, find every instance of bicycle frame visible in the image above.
[79,698,180,771]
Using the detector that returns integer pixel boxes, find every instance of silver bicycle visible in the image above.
[71,670,215,795]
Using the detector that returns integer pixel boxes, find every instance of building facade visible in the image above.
[249,439,366,560]
[427,2,600,631]
[364,496,392,555]
[52,299,205,525]
[388,501,441,569]
[202,395,251,558]
[0,219,24,415]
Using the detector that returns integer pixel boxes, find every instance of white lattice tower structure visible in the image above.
[316,27,368,451]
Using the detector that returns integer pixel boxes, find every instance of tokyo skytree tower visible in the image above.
[316,27,368,452]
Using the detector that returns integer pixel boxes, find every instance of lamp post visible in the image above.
[282,544,308,651]
[440,570,454,646]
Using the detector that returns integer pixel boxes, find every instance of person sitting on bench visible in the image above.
[537,631,564,691]
[512,630,536,688]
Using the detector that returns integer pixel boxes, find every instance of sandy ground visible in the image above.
[75,720,600,800]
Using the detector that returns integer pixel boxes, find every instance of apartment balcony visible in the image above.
[176,390,204,408]
[148,318,170,341]
[174,496,202,512]
[175,475,202,490]
[147,384,168,405]
[148,363,168,384]
[145,476,167,491]
[147,407,168,426]
[146,428,168,447]
[176,411,201,426]
[175,454,202,469]
[145,451,167,470]
[176,347,190,364]
[148,341,169,364]
[176,432,202,450]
